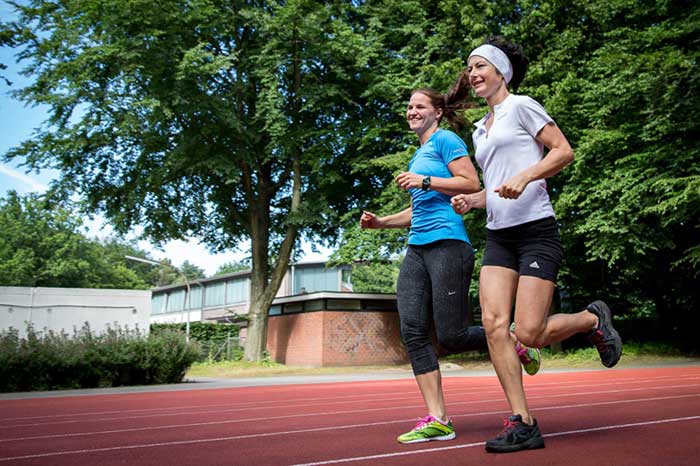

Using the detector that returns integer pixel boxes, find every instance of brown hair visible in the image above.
[411,86,474,133]
[440,36,529,129]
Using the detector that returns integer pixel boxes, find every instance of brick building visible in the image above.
[264,292,406,366]
[150,263,407,366]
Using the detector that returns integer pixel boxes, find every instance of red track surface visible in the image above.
[1,366,700,466]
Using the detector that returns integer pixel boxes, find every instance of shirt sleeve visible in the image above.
[515,96,554,139]
[435,130,469,165]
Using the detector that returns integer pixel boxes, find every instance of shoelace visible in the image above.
[590,329,607,351]
[496,418,518,438]
[413,415,435,430]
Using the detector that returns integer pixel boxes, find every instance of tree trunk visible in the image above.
[244,297,271,362]
[242,26,304,362]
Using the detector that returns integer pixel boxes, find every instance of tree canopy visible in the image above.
[214,260,251,276]
[0,190,159,288]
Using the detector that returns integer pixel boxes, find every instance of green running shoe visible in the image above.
[510,323,541,376]
[397,415,455,444]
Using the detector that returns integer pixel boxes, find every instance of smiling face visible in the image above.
[467,55,504,99]
[406,92,442,139]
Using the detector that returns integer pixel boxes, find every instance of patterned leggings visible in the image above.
[397,239,487,375]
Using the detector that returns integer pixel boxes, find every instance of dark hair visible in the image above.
[411,87,473,133]
[484,35,529,91]
[441,36,529,130]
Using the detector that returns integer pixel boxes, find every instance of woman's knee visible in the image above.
[513,322,546,348]
[400,322,430,349]
[481,311,510,336]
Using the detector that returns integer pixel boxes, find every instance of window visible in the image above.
[295,266,338,293]
[205,282,225,307]
[151,294,166,315]
[341,268,353,292]
[187,286,202,310]
[226,278,249,304]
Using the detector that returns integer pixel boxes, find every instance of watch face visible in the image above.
[422,176,431,190]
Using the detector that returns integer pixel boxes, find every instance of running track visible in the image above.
[1,366,700,466]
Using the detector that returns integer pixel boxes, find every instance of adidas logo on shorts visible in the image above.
[529,261,540,269]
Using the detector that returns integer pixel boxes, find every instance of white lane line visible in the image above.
[2,392,699,444]
[289,416,700,466]
[2,372,697,423]
[4,376,699,429]
[0,374,700,429]
[2,414,699,463]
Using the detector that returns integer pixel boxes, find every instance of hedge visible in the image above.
[0,324,200,393]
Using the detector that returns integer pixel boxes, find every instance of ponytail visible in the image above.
[443,71,475,133]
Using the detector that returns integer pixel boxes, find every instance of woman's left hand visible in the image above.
[494,173,531,199]
[395,172,422,191]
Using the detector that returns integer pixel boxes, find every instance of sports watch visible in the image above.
[421,175,431,191]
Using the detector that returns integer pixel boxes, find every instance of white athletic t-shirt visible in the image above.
[472,94,555,230]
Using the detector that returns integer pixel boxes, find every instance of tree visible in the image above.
[99,237,174,287]
[179,260,205,282]
[3,0,391,360]
[0,190,151,289]
[0,17,18,86]
[350,260,401,294]
[542,1,700,346]
[214,260,251,276]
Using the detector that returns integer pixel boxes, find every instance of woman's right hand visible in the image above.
[451,194,474,214]
[360,211,383,229]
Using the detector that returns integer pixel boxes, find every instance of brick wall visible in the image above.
[266,310,407,367]
[267,312,324,366]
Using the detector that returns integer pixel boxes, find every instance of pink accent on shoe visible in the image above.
[515,342,532,363]
[415,415,448,430]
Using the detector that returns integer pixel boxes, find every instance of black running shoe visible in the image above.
[485,414,545,453]
[586,300,622,368]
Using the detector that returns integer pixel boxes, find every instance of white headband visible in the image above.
[468,44,513,84]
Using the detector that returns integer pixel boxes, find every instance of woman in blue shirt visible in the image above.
[360,87,540,444]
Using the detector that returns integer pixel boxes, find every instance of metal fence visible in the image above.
[197,336,242,361]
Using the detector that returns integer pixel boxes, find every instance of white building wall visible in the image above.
[0,286,151,338]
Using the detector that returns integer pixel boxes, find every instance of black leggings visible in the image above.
[397,240,487,375]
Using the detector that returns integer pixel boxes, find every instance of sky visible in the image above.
[0,5,331,276]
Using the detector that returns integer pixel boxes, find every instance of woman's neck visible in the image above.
[486,84,510,114]
[418,125,439,145]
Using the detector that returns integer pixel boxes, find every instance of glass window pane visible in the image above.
[187,286,202,310]
[295,266,338,293]
[226,278,249,304]
[166,290,185,312]
[151,294,166,315]
[205,282,225,307]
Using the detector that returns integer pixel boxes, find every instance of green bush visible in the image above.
[0,324,200,393]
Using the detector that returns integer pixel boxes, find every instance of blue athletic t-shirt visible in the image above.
[407,129,471,245]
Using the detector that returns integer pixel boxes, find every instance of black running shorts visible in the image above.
[482,216,563,282]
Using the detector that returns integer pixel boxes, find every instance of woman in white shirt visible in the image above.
[450,36,622,453]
